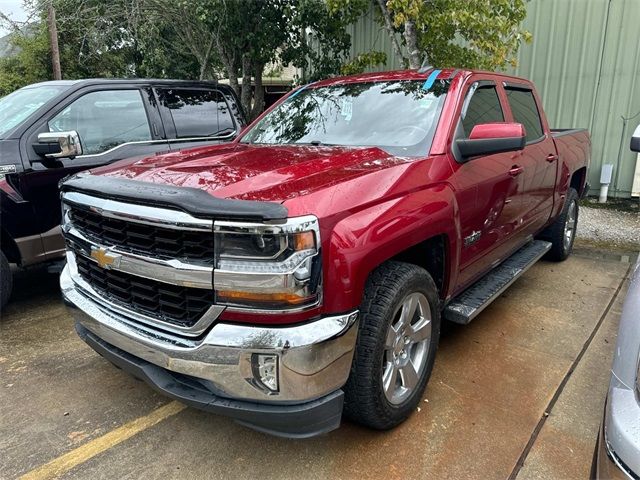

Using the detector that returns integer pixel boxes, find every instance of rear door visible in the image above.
[155,87,243,151]
[449,80,527,290]
[17,86,169,251]
[503,83,557,234]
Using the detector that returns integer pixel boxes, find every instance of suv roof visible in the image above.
[28,78,220,88]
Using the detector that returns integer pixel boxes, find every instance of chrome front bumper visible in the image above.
[61,264,359,404]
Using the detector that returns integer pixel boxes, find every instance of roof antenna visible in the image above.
[417,56,433,74]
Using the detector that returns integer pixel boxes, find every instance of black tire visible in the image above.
[344,261,441,430]
[0,251,12,312]
[539,188,579,261]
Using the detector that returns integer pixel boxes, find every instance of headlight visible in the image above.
[213,215,322,311]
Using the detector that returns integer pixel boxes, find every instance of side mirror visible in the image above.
[34,131,83,159]
[455,122,526,162]
[631,125,640,152]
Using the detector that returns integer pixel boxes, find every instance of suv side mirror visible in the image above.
[455,122,526,162]
[34,131,83,159]
[631,125,640,152]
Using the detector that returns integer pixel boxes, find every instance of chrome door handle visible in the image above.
[509,165,524,177]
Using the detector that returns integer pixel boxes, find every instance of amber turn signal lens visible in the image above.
[216,290,311,306]
[293,231,315,251]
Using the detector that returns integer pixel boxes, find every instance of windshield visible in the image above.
[0,85,69,139]
[241,80,448,157]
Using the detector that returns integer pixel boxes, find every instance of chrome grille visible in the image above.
[62,191,219,332]
[68,206,215,265]
[75,254,212,328]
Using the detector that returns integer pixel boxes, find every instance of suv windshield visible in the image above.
[241,80,448,157]
[0,84,68,139]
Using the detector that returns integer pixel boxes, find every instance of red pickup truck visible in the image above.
[60,68,590,437]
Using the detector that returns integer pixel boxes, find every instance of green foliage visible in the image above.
[284,0,367,81]
[330,0,532,71]
[340,51,387,76]
[192,0,365,118]
[0,23,51,96]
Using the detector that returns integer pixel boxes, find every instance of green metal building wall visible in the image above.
[346,0,640,197]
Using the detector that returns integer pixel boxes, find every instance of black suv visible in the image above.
[0,79,245,309]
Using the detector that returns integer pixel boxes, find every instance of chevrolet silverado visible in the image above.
[59,68,590,437]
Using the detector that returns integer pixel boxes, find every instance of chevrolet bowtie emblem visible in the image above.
[90,247,121,270]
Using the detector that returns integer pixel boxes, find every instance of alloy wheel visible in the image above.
[382,292,432,405]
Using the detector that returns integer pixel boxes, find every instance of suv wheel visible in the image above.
[344,261,441,430]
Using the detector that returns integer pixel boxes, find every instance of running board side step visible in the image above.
[444,240,552,325]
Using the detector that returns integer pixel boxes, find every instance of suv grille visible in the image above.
[69,207,214,265]
[76,254,212,328]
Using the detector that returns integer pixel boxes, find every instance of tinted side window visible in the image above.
[48,90,151,155]
[158,89,232,138]
[461,85,504,137]
[505,88,544,142]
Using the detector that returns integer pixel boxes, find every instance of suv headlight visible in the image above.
[213,215,322,311]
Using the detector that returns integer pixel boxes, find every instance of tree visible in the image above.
[189,0,373,121]
[329,0,532,70]
[0,0,380,119]
[0,24,52,96]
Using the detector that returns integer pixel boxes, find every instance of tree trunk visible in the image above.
[218,45,240,97]
[47,5,62,80]
[198,35,215,80]
[403,20,422,69]
[250,62,265,121]
[375,0,406,66]
[240,56,253,119]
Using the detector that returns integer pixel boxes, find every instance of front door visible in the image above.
[449,81,527,290]
[16,87,169,254]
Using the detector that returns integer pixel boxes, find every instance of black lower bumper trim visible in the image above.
[76,323,344,438]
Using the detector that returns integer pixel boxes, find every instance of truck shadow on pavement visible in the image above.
[2,267,62,321]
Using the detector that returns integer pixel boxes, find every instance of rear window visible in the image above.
[157,89,234,138]
[505,88,544,142]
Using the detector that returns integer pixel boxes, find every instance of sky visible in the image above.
[0,0,28,37]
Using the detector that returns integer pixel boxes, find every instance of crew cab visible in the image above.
[59,69,590,437]
[0,79,245,309]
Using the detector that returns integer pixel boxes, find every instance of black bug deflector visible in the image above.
[61,174,288,221]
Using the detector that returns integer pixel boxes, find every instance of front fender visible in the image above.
[322,184,460,313]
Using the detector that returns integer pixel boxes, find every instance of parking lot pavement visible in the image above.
[0,248,634,480]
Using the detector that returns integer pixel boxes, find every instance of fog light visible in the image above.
[252,353,279,392]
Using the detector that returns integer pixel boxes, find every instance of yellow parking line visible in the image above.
[20,401,186,480]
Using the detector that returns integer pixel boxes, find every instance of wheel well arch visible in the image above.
[570,167,587,197]
[1,228,21,265]
[389,234,448,297]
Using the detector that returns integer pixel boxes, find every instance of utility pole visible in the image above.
[47,4,62,80]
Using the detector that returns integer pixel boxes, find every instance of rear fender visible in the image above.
[551,132,590,218]
[322,184,460,313]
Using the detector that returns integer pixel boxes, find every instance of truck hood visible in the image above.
[94,143,414,203]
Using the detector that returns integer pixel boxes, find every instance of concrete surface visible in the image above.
[0,248,634,480]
